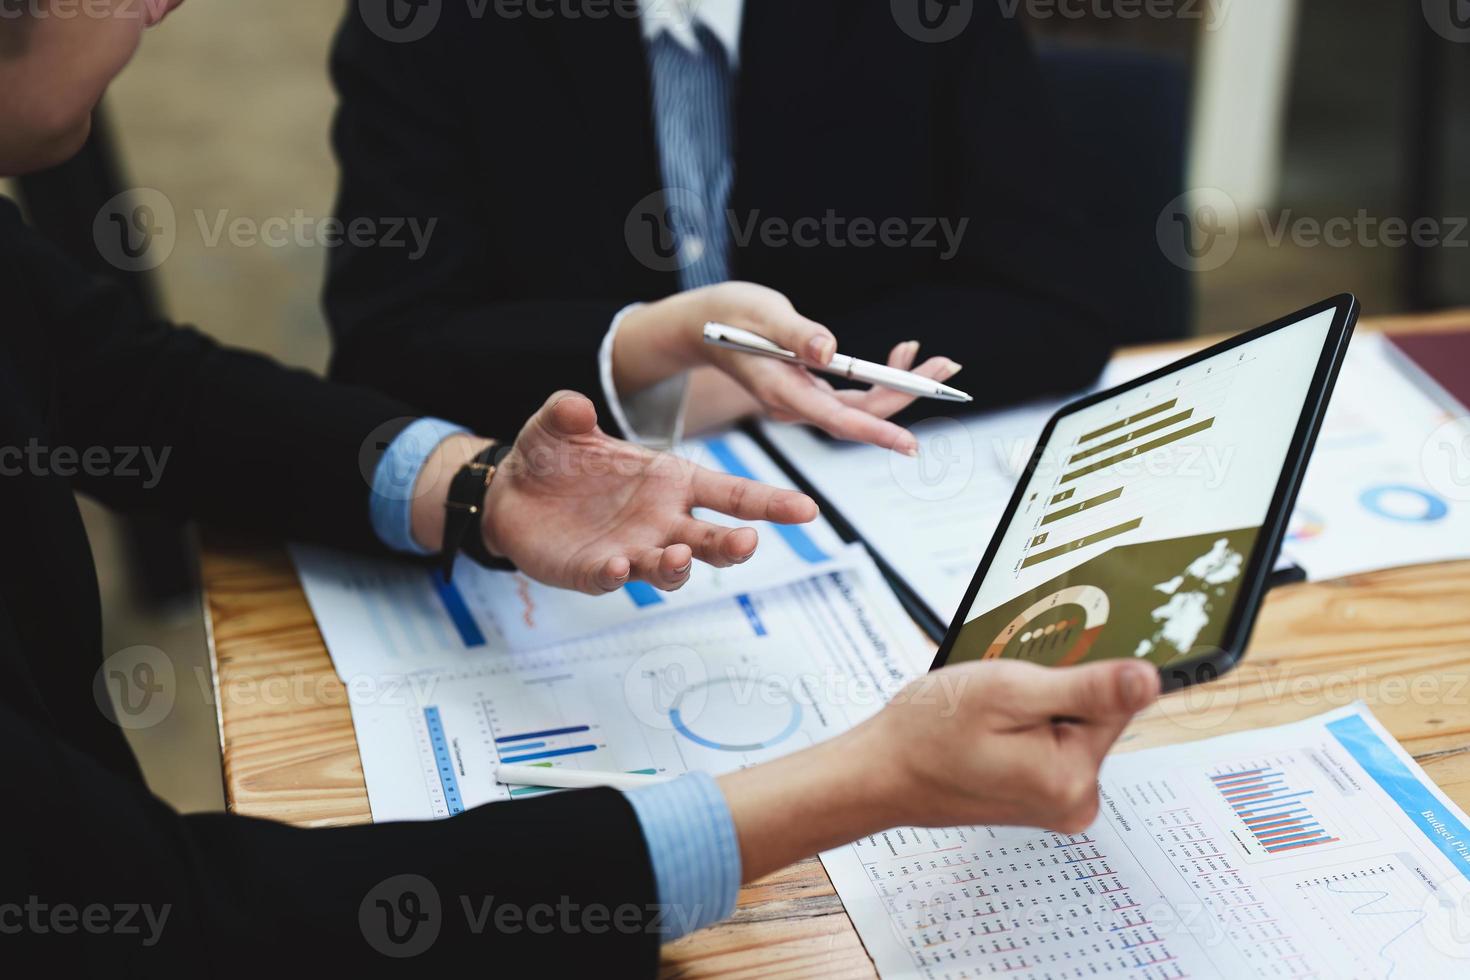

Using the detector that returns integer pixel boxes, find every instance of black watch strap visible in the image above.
[441,444,516,580]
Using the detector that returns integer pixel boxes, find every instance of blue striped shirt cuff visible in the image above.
[369,417,470,555]
[624,772,741,942]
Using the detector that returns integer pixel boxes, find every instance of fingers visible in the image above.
[849,341,921,418]
[838,353,962,420]
[672,517,759,567]
[776,379,920,455]
[1003,662,1156,835]
[889,339,921,371]
[1033,737,1108,834]
[576,547,694,595]
[1063,706,1139,766]
[629,544,694,591]
[575,520,759,597]
[580,554,632,595]
[991,659,1159,726]
[692,468,818,525]
[713,287,837,366]
[1042,700,1155,834]
[536,391,599,438]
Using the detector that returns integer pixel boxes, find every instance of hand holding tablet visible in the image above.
[932,295,1359,690]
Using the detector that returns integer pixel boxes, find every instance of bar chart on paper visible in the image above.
[403,682,662,816]
[492,722,660,800]
[347,561,921,823]
[821,707,1470,980]
[1199,751,1369,862]
[1209,763,1339,854]
[465,572,906,799]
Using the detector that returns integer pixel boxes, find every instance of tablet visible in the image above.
[932,295,1358,690]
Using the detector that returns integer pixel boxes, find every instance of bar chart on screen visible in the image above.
[1012,346,1249,579]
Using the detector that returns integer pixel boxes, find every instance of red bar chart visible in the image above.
[1210,766,1341,853]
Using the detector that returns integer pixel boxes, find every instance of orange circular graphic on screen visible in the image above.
[985,585,1111,667]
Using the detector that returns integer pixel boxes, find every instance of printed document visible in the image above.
[822,703,1470,979]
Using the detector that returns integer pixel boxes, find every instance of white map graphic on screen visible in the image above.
[1135,536,1246,659]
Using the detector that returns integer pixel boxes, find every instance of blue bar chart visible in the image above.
[494,724,598,764]
[423,706,464,816]
[492,723,659,799]
[430,571,487,647]
[1210,766,1340,854]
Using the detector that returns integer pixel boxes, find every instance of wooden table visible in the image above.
[202,311,1470,978]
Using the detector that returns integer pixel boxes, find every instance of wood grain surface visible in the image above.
[201,313,1470,977]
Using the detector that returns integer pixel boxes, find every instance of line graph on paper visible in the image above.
[1267,855,1446,980]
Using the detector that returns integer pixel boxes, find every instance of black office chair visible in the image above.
[15,107,196,609]
[1036,43,1194,342]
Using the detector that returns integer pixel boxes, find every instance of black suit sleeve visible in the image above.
[818,8,1121,415]
[1,204,667,974]
[1,699,661,975]
[324,14,629,437]
[8,199,414,554]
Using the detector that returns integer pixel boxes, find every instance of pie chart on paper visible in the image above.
[670,676,803,753]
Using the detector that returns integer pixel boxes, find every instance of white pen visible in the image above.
[703,322,973,403]
[494,763,674,792]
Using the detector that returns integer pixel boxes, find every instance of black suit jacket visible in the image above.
[0,197,659,975]
[325,0,1130,437]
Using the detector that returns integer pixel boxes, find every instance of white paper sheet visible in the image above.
[822,703,1470,979]
[335,549,928,822]
[1282,334,1470,580]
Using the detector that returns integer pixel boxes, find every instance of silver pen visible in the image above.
[703,323,972,403]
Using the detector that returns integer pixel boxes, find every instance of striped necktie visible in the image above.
[646,23,735,290]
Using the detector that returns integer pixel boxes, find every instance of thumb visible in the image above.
[537,391,598,439]
[1005,659,1160,724]
[715,287,836,366]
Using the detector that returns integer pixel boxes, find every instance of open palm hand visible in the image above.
[484,392,818,595]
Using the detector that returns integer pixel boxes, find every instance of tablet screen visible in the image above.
[945,307,1337,669]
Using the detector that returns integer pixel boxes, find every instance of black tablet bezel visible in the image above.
[930,294,1359,691]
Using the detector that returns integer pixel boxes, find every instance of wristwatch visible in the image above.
[440,443,517,580]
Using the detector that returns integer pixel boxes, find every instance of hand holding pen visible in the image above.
[612,283,966,456]
[704,323,972,405]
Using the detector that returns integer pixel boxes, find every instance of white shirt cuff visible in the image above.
[599,303,690,450]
